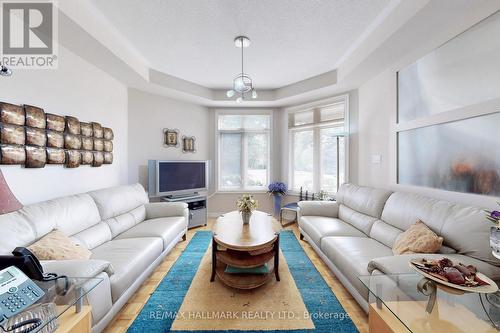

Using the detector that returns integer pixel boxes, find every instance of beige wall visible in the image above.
[0,45,128,205]
[127,88,210,188]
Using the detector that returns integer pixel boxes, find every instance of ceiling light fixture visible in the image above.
[0,63,12,77]
[226,36,257,103]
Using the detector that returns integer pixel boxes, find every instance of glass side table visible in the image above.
[359,273,500,333]
[3,276,102,333]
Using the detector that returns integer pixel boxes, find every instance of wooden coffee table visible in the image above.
[210,210,282,289]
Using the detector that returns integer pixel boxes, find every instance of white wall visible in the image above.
[357,68,500,210]
[0,45,128,205]
[127,88,210,188]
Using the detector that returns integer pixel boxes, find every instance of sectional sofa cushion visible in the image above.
[321,236,393,298]
[41,259,115,277]
[115,216,186,250]
[145,202,189,220]
[103,206,147,237]
[88,183,148,220]
[381,192,496,265]
[300,216,366,246]
[22,193,102,237]
[91,237,163,302]
[297,201,339,218]
[0,210,36,254]
[335,184,392,218]
[368,253,500,281]
[338,205,378,235]
[369,220,402,248]
[71,222,113,250]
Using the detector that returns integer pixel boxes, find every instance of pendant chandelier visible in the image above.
[226,36,257,103]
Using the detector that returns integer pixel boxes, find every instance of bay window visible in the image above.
[217,113,271,191]
[289,97,348,193]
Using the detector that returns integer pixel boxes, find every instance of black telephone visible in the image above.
[0,248,68,293]
[0,248,44,281]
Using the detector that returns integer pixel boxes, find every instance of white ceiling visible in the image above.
[90,0,390,89]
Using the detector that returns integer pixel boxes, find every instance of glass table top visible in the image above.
[359,273,500,333]
[4,276,102,333]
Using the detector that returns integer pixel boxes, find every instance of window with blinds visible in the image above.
[288,97,348,193]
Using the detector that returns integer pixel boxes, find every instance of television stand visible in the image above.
[164,192,200,201]
[162,195,207,229]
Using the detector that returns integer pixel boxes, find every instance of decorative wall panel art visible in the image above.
[0,101,114,169]
[397,11,500,197]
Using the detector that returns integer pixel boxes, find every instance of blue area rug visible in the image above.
[127,230,358,332]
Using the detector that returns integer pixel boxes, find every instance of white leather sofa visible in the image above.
[298,183,500,311]
[0,183,188,332]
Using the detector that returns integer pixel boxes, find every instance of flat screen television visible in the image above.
[148,160,209,197]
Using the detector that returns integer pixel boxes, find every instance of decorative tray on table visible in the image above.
[409,257,498,293]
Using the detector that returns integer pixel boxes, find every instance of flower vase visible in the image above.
[242,211,252,224]
[273,194,282,217]
[490,226,500,256]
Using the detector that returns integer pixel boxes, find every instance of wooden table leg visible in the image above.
[210,237,216,282]
[274,234,280,281]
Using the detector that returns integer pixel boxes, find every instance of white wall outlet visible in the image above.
[371,154,382,164]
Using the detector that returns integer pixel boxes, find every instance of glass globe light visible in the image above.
[234,76,246,92]
[226,89,235,98]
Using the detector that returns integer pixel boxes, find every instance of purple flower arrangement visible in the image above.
[485,204,500,226]
[267,182,287,196]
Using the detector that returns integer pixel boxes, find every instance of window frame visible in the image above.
[287,95,349,194]
[215,109,273,193]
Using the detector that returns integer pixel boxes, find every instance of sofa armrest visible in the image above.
[145,202,188,219]
[41,259,114,278]
[297,201,339,219]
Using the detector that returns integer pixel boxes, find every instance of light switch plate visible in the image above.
[371,154,381,164]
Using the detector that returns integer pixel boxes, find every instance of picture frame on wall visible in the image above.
[182,135,196,153]
[163,128,180,148]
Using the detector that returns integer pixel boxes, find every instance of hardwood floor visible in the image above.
[103,219,369,333]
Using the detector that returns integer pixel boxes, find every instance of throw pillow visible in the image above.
[392,220,443,255]
[28,230,92,260]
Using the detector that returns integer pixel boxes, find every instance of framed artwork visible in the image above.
[182,135,196,153]
[397,12,500,196]
[398,113,500,197]
[163,128,180,148]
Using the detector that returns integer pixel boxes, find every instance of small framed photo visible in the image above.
[182,135,196,153]
[163,128,180,148]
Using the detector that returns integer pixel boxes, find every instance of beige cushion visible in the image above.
[28,230,92,260]
[392,220,443,255]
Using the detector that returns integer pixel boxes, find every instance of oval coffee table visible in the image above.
[210,210,282,289]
